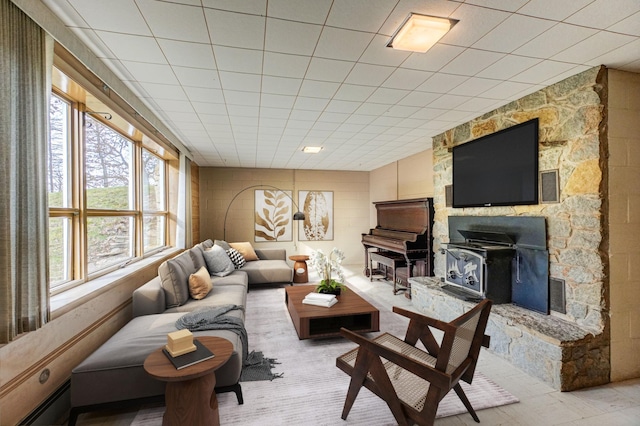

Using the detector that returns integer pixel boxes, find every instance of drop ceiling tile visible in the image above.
[428,94,470,109]
[267,0,332,24]
[137,82,186,101]
[325,99,361,114]
[463,0,528,12]
[261,76,303,96]
[260,107,291,119]
[230,115,259,126]
[265,18,323,55]
[227,105,260,117]
[540,66,590,86]
[513,23,598,59]
[290,109,322,121]
[326,0,396,32]
[449,77,500,97]
[481,80,534,100]
[472,14,556,53]
[136,0,209,42]
[397,91,441,107]
[410,108,446,120]
[69,28,117,60]
[184,87,224,103]
[293,97,330,111]
[198,114,230,125]
[263,52,311,79]
[298,80,340,98]
[374,116,403,126]
[314,27,375,61]
[355,103,392,115]
[440,49,505,76]
[173,67,221,89]
[608,11,640,36]
[416,73,468,94]
[442,4,510,47]
[382,68,433,90]
[477,55,542,80]
[259,117,288,129]
[333,85,377,102]
[384,105,420,117]
[219,71,261,92]
[166,111,207,123]
[64,0,151,35]
[201,0,266,14]
[554,31,637,64]
[345,63,395,86]
[565,0,640,30]
[360,34,411,67]
[318,111,349,123]
[121,61,179,85]
[287,120,314,130]
[205,9,265,50]
[158,40,217,70]
[590,39,640,69]
[517,0,592,21]
[224,90,260,106]
[400,44,466,72]
[156,99,195,115]
[93,32,165,64]
[456,97,503,112]
[305,58,356,82]
[214,46,262,73]
[367,88,410,104]
[261,93,296,109]
[511,60,582,84]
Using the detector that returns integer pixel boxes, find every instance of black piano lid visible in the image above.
[458,229,514,246]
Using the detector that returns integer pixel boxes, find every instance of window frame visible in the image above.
[48,71,172,295]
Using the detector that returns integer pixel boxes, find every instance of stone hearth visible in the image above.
[411,277,610,391]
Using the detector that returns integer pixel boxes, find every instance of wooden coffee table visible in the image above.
[144,336,233,426]
[285,285,380,339]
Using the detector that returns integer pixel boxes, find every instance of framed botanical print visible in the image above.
[298,190,333,241]
[254,189,293,242]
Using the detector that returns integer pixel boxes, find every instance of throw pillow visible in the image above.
[188,266,212,300]
[214,239,231,250]
[229,242,259,261]
[203,245,235,277]
[226,247,246,269]
[158,252,194,308]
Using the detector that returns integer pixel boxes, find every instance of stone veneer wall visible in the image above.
[427,66,610,390]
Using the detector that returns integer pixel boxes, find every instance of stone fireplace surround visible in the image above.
[413,66,610,391]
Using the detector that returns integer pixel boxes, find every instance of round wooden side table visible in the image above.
[289,254,310,283]
[144,336,233,426]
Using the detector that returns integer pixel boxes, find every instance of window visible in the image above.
[47,69,172,294]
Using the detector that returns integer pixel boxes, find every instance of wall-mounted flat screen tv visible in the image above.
[452,118,539,208]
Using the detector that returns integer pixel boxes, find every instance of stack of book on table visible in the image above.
[302,292,338,307]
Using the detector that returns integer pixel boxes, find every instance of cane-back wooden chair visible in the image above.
[336,299,492,426]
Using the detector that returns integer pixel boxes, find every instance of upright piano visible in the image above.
[362,198,434,294]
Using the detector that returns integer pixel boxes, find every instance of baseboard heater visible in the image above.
[20,380,70,425]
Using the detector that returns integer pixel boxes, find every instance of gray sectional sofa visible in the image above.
[68,240,293,425]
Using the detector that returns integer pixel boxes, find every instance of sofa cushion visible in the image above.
[189,245,207,270]
[158,251,194,308]
[201,239,214,249]
[214,239,231,250]
[226,247,246,269]
[241,259,293,284]
[230,242,258,261]
[203,245,235,277]
[189,266,213,300]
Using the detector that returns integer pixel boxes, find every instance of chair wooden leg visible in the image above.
[341,350,372,420]
[453,383,480,423]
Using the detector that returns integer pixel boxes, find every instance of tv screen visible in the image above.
[452,118,539,208]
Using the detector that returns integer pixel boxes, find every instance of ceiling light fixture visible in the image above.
[387,13,457,53]
[302,146,323,154]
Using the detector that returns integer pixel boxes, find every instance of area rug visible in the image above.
[132,285,518,425]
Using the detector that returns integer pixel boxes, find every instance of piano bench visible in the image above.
[369,252,407,291]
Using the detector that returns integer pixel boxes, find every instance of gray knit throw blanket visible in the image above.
[175,305,248,364]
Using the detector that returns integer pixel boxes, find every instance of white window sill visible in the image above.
[50,248,180,317]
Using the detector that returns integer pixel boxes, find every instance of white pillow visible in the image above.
[202,245,235,277]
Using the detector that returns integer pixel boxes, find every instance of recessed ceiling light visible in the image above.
[387,13,457,53]
[302,146,323,154]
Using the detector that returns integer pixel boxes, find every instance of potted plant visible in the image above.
[309,248,346,295]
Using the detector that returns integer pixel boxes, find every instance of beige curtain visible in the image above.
[0,0,51,343]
